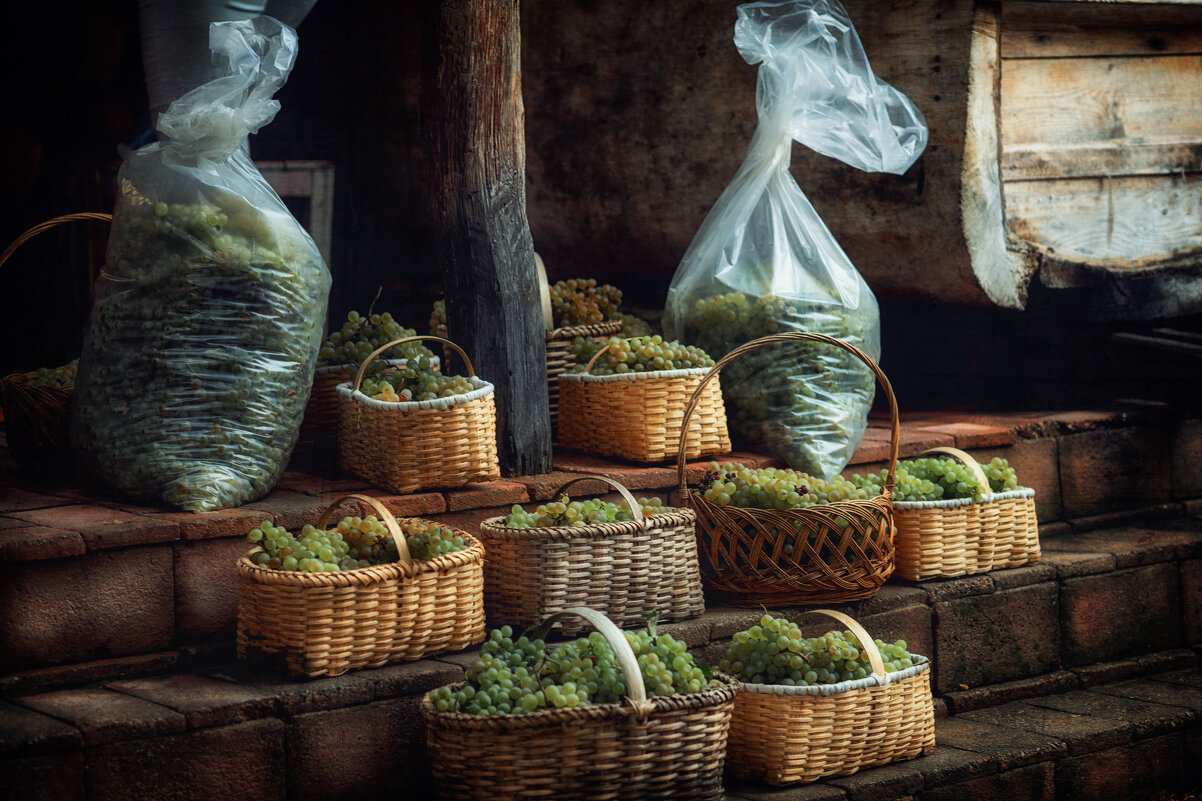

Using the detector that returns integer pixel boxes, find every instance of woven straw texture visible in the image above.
[236,494,486,677]
[557,362,730,462]
[893,446,1039,580]
[476,476,705,634]
[726,610,935,785]
[422,607,737,801]
[546,320,623,429]
[678,332,899,606]
[336,337,499,494]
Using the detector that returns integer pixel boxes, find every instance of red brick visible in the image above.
[959,700,1132,756]
[8,505,178,551]
[85,718,286,801]
[0,699,82,757]
[933,716,1067,769]
[0,653,179,697]
[107,674,278,729]
[1068,503,1187,535]
[909,744,997,789]
[1073,649,1199,689]
[944,671,1080,715]
[824,759,923,800]
[1171,419,1202,500]
[16,689,185,747]
[4,752,86,801]
[976,437,1062,525]
[1055,733,1184,801]
[920,762,1054,801]
[856,604,934,667]
[848,434,893,466]
[1045,525,1196,569]
[174,538,249,644]
[375,491,447,517]
[1185,559,1202,645]
[170,507,268,541]
[913,421,1018,450]
[1058,427,1172,519]
[510,469,600,501]
[553,453,679,491]
[242,490,337,531]
[1038,548,1116,579]
[430,506,513,539]
[353,658,465,699]
[0,522,84,561]
[1060,563,1182,667]
[896,427,957,460]
[273,469,370,496]
[444,480,529,512]
[0,486,74,512]
[0,547,175,672]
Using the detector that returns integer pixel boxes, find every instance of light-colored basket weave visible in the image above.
[727,609,935,785]
[336,336,499,494]
[892,446,1039,581]
[236,493,486,677]
[678,332,899,606]
[422,606,738,801]
[557,344,730,462]
[476,475,705,634]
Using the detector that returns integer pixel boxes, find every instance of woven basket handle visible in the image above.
[554,475,646,527]
[792,608,888,681]
[315,493,415,574]
[580,339,616,374]
[674,332,899,504]
[919,446,991,493]
[351,336,474,392]
[528,606,654,719]
[0,212,112,270]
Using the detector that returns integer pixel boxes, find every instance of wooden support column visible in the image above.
[420,0,553,475]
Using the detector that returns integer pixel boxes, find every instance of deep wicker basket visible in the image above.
[476,475,705,634]
[336,336,499,494]
[236,493,486,678]
[677,332,899,606]
[727,609,935,785]
[893,446,1039,581]
[421,606,738,801]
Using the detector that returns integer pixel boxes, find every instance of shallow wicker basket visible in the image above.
[421,606,738,801]
[557,344,730,462]
[727,609,935,785]
[476,475,705,634]
[336,336,499,494]
[236,493,486,678]
[677,332,899,606]
[893,446,1039,581]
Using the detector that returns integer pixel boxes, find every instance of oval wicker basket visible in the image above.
[726,608,935,785]
[336,336,500,494]
[476,475,705,634]
[421,606,738,801]
[676,332,900,606]
[236,493,486,678]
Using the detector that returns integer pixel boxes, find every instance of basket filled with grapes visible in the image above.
[477,476,705,634]
[676,332,900,606]
[722,608,934,785]
[557,335,730,462]
[336,336,499,494]
[421,606,737,801]
[236,493,486,678]
[850,446,1038,581]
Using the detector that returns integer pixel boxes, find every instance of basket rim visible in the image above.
[478,507,696,541]
[735,654,930,697]
[336,375,494,410]
[546,320,624,340]
[891,487,1035,510]
[314,354,439,375]
[688,488,894,520]
[557,366,715,383]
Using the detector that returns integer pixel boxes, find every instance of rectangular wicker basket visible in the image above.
[726,609,935,785]
[476,476,705,634]
[236,494,486,677]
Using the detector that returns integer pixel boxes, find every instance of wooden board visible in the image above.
[1002,2,1202,58]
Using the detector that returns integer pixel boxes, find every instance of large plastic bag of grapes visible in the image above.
[663,0,926,478]
[72,16,330,512]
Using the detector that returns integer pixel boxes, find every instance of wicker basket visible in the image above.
[556,344,730,462]
[0,213,111,468]
[236,493,486,677]
[422,606,738,801]
[476,475,705,634]
[677,332,900,606]
[727,609,935,785]
[893,446,1039,581]
[336,336,500,494]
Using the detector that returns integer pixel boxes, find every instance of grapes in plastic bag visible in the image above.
[664,0,927,478]
[72,16,331,512]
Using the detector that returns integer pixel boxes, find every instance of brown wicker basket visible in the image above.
[677,332,899,606]
[476,475,705,634]
[556,344,730,462]
[727,609,935,785]
[0,212,111,468]
[421,606,738,801]
[236,493,486,677]
[336,336,500,494]
[893,446,1039,581]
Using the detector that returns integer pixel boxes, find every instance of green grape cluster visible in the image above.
[849,456,1021,502]
[568,336,602,365]
[317,309,435,368]
[428,619,718,716]
[550,278,622,326]
[681,292,878,478]
[360,358,475,402]
[26,359,79,388]
[573,335,715,376]
[502,494,671,527]
[247,514,466,571]
[429,298,447,334]
[619,313,655,338]
[719,613,918,686]
[697,461,872,510]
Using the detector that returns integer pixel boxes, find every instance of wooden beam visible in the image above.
[1001,140,1202,181]
[420,0,553,476]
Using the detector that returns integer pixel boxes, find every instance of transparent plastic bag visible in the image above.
[72,16,331,512]
[664,0,926,478]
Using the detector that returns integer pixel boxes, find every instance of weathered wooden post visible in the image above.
[420,0,553,475]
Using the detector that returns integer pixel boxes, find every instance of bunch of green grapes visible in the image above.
[246,514,467,571]
[317,309,435,368]
[359,358,475,402]
[403,518,468,559]
[719,613,918,686]
[849,456,1020,502]
[568,336,603,366]
[428,618,718,715]
[619,313,655,338]
[697,461,872,510]
[550,278,622,326]
[26,359,79,388]
[502,495,672,527]
[576,336,715,376]
[429,298,447,334]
